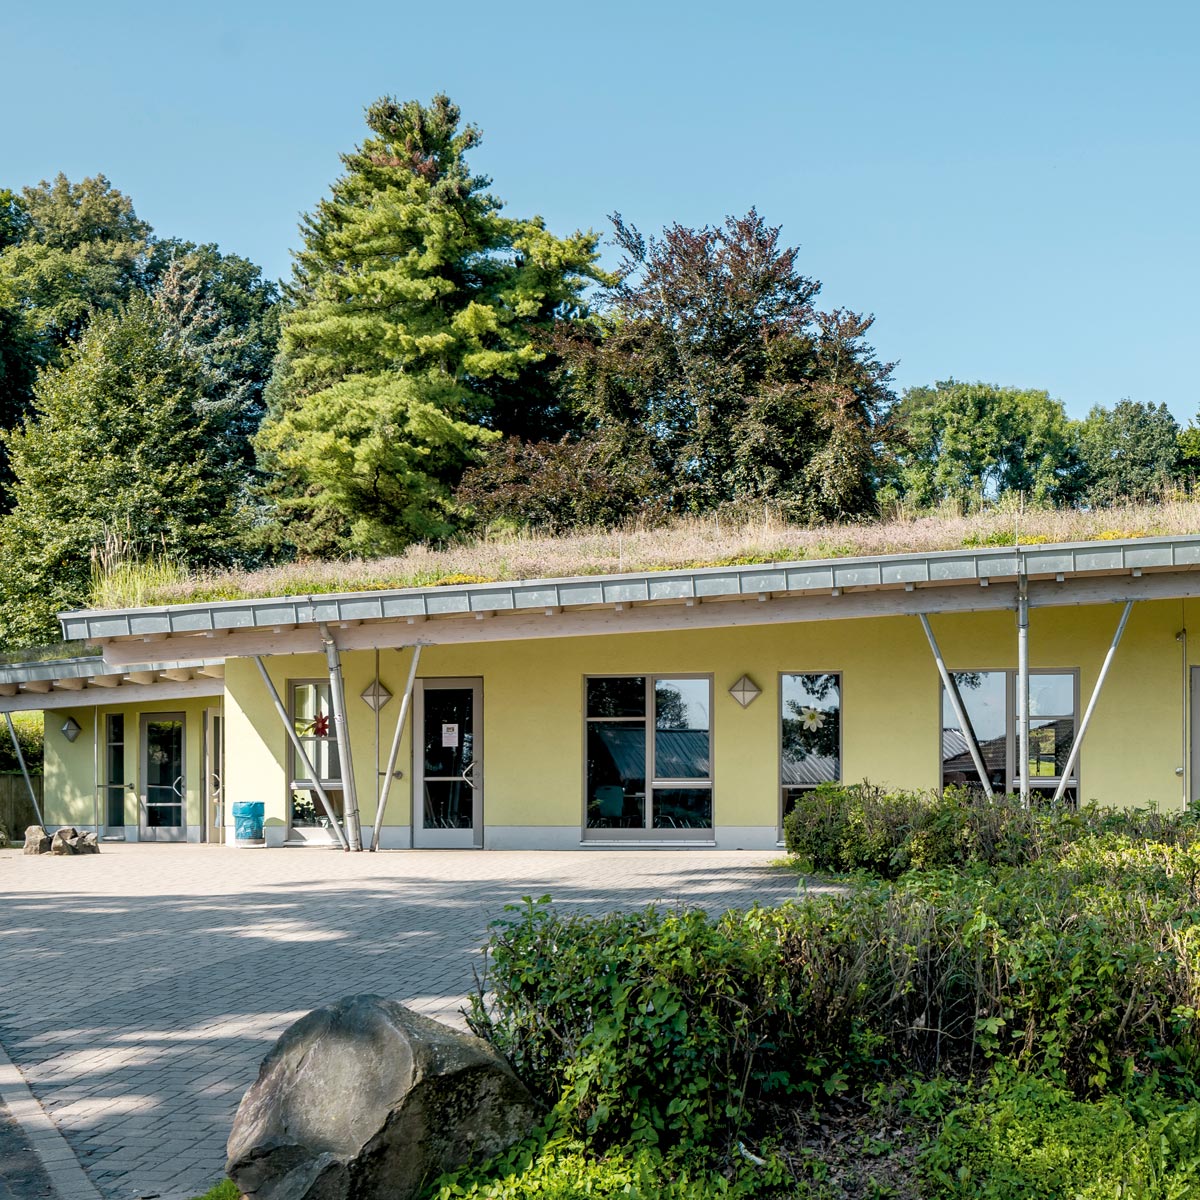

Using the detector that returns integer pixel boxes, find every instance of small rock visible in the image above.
[226,994,538,1200]
[23,825,51,855]
[78,831,100,854]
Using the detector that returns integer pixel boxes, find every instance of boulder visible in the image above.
[50,827,80,855]
[226,994,538,1200]
[23,825,51,855]
[0,825,8,849]
[77,831,100,854]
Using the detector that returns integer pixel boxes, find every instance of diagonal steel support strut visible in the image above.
[371,644,423,851]
[5,711,43,828]
[919,613,995,800]
[253,655,350,850]
[1053,601,1134,804]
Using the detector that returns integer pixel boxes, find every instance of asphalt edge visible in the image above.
[0,1038,103,1200]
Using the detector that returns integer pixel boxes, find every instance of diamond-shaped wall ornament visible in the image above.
[360,679,392,711]
[729,674,762,709]
[61,716,83,742]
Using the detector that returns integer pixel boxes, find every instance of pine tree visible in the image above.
[257,94,604,555]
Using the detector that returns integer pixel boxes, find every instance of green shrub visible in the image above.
[428,1130,784,1198]
[188,1181,238,1200]
[921,1068,1200,1199]
[783,784,1200,878]
[472,846,1200,1151]
[0,710,43,775]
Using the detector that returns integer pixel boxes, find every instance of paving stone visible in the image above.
[0,843,805,1198]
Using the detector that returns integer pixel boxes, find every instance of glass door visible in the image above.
[414,679,482,848]
[204,707,224,844]
[140,714,186,842]
[105,714,128,838]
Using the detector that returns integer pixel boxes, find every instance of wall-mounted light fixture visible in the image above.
[728,674,762,708]
[360,679,392,711]
[61,717,82,742]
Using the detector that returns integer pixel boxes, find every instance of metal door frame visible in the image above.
[413,678,483,849]
[203,705,224,844]
[139,712,187,842]
[1190,667,1200,805]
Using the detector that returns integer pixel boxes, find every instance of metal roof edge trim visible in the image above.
[55,533,1200,641]
[0,656,226,684]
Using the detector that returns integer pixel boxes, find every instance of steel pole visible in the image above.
[321,624,362,851]
[1054,601,1134,803]
[5,712,44,827]
[919,614,996,800]
[92,704,100,834]
[1017,577,1030,807]
[253,656,349,850]
[371,644,422,851]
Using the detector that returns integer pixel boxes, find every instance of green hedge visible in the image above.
[782,783,1200,878]
[469,841,1200,1155]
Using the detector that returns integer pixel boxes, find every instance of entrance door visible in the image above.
[204,707,224,844]
[140,714,187,842]
[414,679,482,848]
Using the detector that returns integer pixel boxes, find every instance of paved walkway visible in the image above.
[0,845,802,1200]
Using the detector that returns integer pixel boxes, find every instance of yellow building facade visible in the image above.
[30,572,1200,849]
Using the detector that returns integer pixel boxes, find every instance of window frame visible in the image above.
[287,678,342,790]
[778,671,844,840]
[939,667,1080,799]
[105,712,126,833]
[582,673,714,841]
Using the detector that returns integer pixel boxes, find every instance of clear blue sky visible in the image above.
[5,0,1198,419]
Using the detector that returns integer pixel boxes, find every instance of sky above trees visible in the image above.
[5,0,1196,421]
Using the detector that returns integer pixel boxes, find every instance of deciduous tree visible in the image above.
[557,211,895,521]
[888,381,1082,508]
[1076,399,1180,505]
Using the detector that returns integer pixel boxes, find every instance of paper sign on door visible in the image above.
[441,723,459,748]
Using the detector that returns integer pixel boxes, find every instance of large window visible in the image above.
[585,676,712,836]
[288,681,344,829]
[942,670,1077,801]
[780,672,842,826]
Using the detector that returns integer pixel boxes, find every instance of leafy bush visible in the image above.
[471,844,1200,1157]
[0,710,42,774]
[922,1068,1200,1199]
[431,1128,782,1199]
[783,783,1200,878]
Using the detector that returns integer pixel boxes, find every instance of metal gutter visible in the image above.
[55,535,1200,645]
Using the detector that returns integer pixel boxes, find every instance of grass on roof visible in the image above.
[88,497,1200,610]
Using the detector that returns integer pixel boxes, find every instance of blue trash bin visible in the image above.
[232,801,265,844]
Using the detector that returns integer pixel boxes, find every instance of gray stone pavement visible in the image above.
[0,845,802,1200]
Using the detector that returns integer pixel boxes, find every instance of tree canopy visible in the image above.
[1077,399,1180,506]
[0,92,1192,650]
[461,210,897,528]
[0,296,251,646]
[888,381,1083,508]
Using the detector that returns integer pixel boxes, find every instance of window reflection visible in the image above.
[941,670,1077,795]
[585,676,712,832]
[654,678,710,780]
[781,673,841,788]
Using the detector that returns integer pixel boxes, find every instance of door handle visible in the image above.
[172,775,185,799]
[462,759,476,790]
